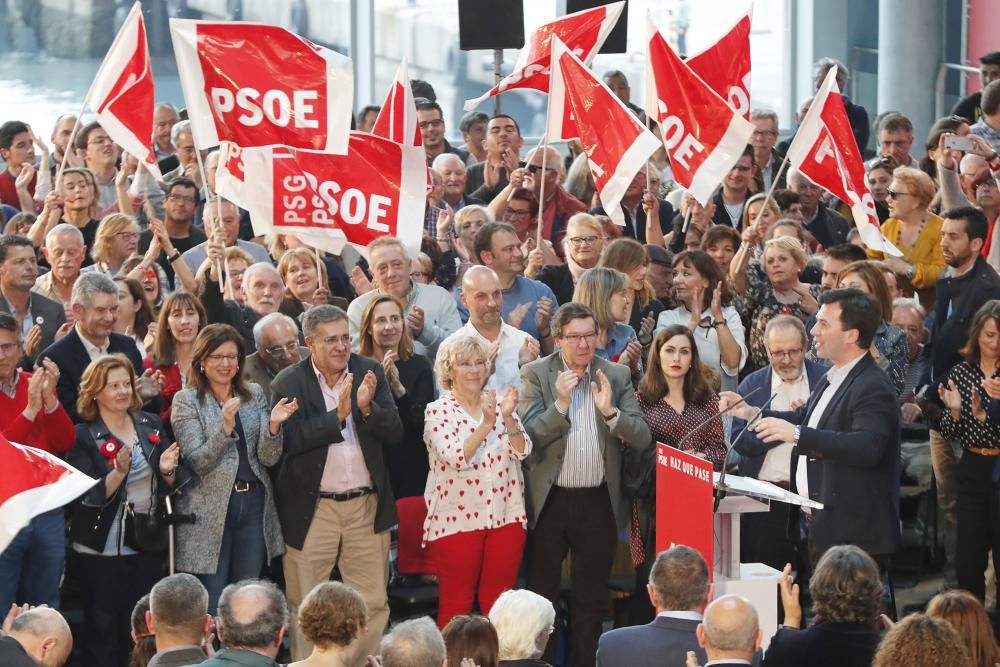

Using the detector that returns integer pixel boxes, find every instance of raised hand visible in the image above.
[710,283,724,321]
[337,372,354,422]
[779,563,802,628]
[406,306,425,339]
[637,313,655,346]
[481,390,498,430]
[114,443,134,474]
[972,387,987,423]
[938,379,962,415]
[535,297,553,337]
[221,397,241,436]
[136,368,164,400]
[791,284,818,314]
[554,369,580,413]
[24,324,42,359]
[507,302,531,329]
[311,286,331,305]
[590,369,615,418]
[641,190,659,220]
[621,339,643,371]
[14,163,35,192]
[158,442,180,476]
[270,397,299,429]
[499,386,519,420]
[435,204,454,240]
[356,370,378,416]
[525,246,544,278]
[350,265,374,296]
[518,336,540,366]
[718,391,754,420]
[24,368,45,418]
[382,350,402,389]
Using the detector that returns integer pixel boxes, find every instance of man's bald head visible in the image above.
[9,608,73,667]
[461,265,503,328]
[217,580,289,658]
[697,595,761,661]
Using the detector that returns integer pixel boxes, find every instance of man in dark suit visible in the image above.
[244,312,309,402]
[147,574,211,667]
[38,272,158,423]
[519,302,651,667]
[694,595,762,667]
[0,607,73,667]
[597,545,710,667]
[590,166,675,244]
[723,288,901,565]
[271,304,402,662]
[0,234,66,367]
[732,315,827,572]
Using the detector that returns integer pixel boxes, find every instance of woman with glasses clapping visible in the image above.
[170,323,299,612]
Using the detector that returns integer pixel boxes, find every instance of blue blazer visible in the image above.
[596,616,706,667]
[732,360,828,479]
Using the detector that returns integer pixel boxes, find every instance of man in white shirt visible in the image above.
[722,288,901,566]
[443,266,546,393]
[732,316,827,572]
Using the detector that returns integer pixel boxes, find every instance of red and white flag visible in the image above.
[83,1,161,179]
[546,37,660,228]
[371,58,422,148]
[216,134,425,257]
[785,69,901,255]
[685,7,753,119]
[463,1,625,111]
[644,17,755,206]
[0,435,96,552]
[170,19,353,154]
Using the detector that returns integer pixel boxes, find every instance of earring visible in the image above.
[200,366,205,372]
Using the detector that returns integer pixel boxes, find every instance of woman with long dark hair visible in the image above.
[170,323,298,612]
[143,291,206,433]
[939,300,1000,605]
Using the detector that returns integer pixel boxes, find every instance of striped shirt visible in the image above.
[555,359,610,488]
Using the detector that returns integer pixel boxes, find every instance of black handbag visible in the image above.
[123,499,169,554]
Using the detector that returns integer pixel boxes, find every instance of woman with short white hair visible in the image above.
[488,589,555,666]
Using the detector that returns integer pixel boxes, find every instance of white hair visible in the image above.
[252,312,299,345]
[892,296,926,319]
[431,153,465,171]
[242,262,284,292]
[488,589,555,661]
[171,120,192,147]
[45,223,85,247]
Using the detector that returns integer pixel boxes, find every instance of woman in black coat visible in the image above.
[67,354,190,667]
[357,293,435,498]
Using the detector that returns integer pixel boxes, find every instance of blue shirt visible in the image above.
[595,323,638,363]
[454,274,558,339]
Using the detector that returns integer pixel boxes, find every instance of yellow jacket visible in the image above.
[867,214,945,312]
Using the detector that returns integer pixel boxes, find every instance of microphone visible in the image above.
[714,392,780,512]
[674,387,762,454]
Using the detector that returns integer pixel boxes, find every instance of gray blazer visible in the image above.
[518,353,651,530]
[0,290,66,364]
[243,347,310,402]
[170,382,283,574]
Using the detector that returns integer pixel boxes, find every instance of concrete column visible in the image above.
[350,0,376,111]
[791,0,850,120]
[877,0,944,145]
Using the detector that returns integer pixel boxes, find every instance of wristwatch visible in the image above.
[603,408,620,422]
[793,425,802,445]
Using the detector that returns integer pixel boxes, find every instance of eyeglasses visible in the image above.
[116,231,139,241]
[410,270,429,281]
[315,334,352,347]
[418,119,444,130]
[206,353,240,364]
[568,236,600,246]
[768,348,804,360]
[263,341,299,357]
[562,332,597,345]
[886,190,910,200]
[527,164,556,174]
[167,193,197,204]
[752,130,777,138]
[0,342,19,354]
[506,208,531,218]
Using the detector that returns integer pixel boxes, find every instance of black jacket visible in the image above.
[711,188,749,229]
[762,621,879,667]
[270,355,403,548]
[66,412,190,553]
[39,328,144,423]
[536,263,575,306]
[802,206,850,249]
[774,353,901,557]
[931,257,1000,385]
[0,289,67,369]
[200,274,264,354]
[0,636,36,667]
[386,353,434,498]
[590,198,675,244]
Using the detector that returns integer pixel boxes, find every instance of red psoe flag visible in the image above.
[216,135,426,258]
[83,1,161,178]
[0,434,96,552]
[463,1,625,111]
[545,37,660,228]
[372,58,423,148]
[786,69,901,255]
[685,7,753,118]
[170,19,353,154]
[643,17,755,206]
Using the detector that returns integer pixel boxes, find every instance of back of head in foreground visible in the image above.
[872,613,973,667]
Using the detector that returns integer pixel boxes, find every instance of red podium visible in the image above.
[654,443,714,569]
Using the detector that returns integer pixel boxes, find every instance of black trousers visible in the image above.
[74,551,164,667]
[526,485,617,667]
[741,500,805,574]
[956,451,1000,602]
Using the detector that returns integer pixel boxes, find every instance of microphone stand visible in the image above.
[674,387,762,454]
[714,393,779,512]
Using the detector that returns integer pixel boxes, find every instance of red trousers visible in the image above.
[428,522,526,628]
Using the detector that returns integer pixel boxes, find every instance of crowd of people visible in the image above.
[2,52,1000,667]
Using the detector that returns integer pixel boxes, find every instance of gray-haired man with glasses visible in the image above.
[244,312,309,401]
[731,315,827,573]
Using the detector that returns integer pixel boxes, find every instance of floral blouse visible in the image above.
[740,261,822,374]
[422,394,532,545]
[939,361,1000,451]
[635,392,727,471]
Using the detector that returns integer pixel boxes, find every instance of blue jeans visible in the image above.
[197,485,267,613]
[0,508,64,609]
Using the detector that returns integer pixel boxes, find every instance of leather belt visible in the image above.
[319,488,375,502]
[234,480,258,493]
[967,447,1000,457]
